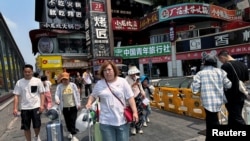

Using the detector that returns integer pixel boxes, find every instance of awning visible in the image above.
[63,62,88,68]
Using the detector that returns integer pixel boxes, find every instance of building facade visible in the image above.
[0,12,25,102]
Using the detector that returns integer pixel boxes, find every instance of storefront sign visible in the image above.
[176,26,250,53]
[86,0,110,59]
[139,44,250,63]
[39,0,84,30]
[112,18,139,31]
[159,3,241,22]
[159,3,210,22]
[91,13,110,57]
[40,56,62,69]
[210,4,241,21]
[114,42,171,59]
[139,11,159,30]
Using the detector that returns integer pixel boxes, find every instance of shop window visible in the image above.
[150,34,169,44]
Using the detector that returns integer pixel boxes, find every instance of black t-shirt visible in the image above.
[221,60,249,102]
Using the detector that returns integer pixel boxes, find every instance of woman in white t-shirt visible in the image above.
[86,61,138,141]
[41,75,52,111]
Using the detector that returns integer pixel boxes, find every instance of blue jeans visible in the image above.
[100,123,129,141]
[143,105,151,122]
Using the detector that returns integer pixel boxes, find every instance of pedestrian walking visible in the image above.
[54,72,81,141]
[12,64,45,141]
[82,68,93,98]
[218,50,249,126]
[41,75,52,111]
[75,72,83,99]
[86,60,138,141]
[54,74,58,85]
[140,75,155,127]
[191,54,232,141]
[125,65,146,135]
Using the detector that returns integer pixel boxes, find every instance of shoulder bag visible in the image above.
[228,62,248,96]
[105,79,133,123]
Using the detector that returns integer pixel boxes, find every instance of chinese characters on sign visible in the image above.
[114,42,171,59]
[92,14,110,57]
[139,12,158,30]
[214,34,229,46]
[42,0,84,30]
[40,23,83,30]
[112,18,139,31]
[243,29,250,42]
[210,5,242,21]
[85,0,110,59]
[159,3,210,21]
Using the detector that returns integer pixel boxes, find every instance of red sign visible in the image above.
[112,18,139,31]
[139,44,250,64]
[91,2,105,12]
[93,58,122,66]
[210,4,241,21]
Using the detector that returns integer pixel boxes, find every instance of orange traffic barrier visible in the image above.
[150,87,160,108]
[161,87,181,114]
[183,90,205,119]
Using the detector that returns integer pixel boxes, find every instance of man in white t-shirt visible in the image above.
[82,68,93,98]
[13,64,45,141]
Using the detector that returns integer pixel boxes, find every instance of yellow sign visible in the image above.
[39,56,62,69]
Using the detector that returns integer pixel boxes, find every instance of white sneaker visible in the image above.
[138,129,144,134]
[131,127,136,135]
[71,136,79,141]
[68,133,73,139]
[33,135,41,141]
[143,122,147,127]
[147,117,150,123]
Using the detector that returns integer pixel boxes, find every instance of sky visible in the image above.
[0,0,38,67]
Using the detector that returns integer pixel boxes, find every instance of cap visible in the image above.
[128,66,140,75]
[60,72,69,81]
[140,75,149,82]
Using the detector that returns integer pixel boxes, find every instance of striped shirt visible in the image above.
[191,66,232,112]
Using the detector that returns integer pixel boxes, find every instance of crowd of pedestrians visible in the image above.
[12,49,249,141]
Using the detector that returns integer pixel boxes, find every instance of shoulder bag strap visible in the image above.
[105,79,125,106]
[228,62,240,81]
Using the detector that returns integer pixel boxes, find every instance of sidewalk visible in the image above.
[0,85,206,141]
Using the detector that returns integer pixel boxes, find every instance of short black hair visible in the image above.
[33,72,39,77]
[23,64,33,71]
[41,75,47,81]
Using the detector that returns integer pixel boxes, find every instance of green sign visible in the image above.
[114,42,171,59]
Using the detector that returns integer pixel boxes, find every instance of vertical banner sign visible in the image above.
[169,22,176,42]
[85,0,92,59]
[86,0,110,59]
